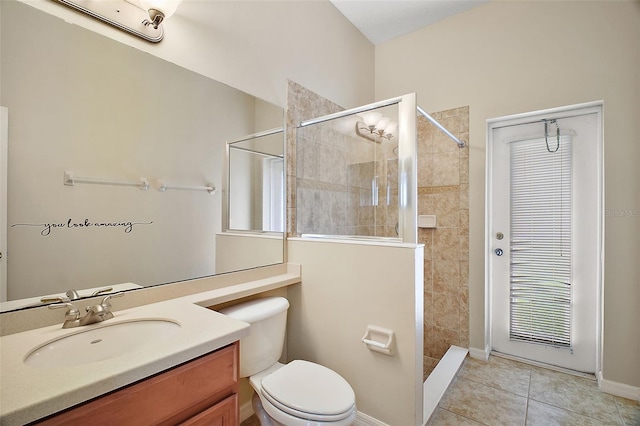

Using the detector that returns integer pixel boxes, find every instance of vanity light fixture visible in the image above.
[139,0,183,29]
[53,0,183,43]
[356,111,397,143]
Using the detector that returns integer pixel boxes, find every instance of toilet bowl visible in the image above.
[219,297,357,426]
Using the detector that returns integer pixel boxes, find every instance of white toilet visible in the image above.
[219,297,357,426]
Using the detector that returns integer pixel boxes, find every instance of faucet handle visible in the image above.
[91,287,114,296]
[65,289,81,300]
[49,302,80,321]
[100,292,124,308]
[40,296,70,304]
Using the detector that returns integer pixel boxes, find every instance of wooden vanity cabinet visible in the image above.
[34,342,239,426]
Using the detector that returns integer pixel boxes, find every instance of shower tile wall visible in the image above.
[285,80,343,238]
[288,80,398,238]
[420,107,470,379]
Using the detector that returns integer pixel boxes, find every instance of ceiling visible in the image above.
[330,0,488,45]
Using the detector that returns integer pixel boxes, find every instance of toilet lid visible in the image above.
[260,360,355,420]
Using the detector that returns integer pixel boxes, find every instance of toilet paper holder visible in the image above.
[362,325,395,356]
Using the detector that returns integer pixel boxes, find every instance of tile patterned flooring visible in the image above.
[241,355,640,426]
[428,355,640,426]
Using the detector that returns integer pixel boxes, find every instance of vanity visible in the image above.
[0,266,301,425]
[35,343,239,425]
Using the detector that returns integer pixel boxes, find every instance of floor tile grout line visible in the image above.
[526,392,626,424]
[524,369,531,425]
[437,407,488,425]
[469,358,616,425]
[542,398,630,425]
[455,372,531,399]
[428,357,638,426]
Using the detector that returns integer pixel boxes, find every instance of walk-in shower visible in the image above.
[295,93,464,244]
[294,94,468,423]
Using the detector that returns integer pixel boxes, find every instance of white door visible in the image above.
[1,107,7,302]
[488,103,602,373]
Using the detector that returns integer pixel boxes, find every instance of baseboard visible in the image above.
[353,411,389,426]
[468,345,489,361]
[599,376,640,402]
[240,400,254,422]
[241,398,392,425]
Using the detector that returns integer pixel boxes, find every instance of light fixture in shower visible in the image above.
[53,0,183,43]
[356,112,397,143]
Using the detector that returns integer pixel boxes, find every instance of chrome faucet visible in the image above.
[49,292,124,328]
[48,302,81,328]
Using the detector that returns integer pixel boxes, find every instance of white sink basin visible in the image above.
[24,319,181,368]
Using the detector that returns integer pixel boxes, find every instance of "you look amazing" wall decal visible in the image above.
[11,218,154,236]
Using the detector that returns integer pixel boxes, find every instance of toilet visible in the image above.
[219,297,357,426]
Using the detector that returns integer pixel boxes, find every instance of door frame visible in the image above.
[485,100,604,376]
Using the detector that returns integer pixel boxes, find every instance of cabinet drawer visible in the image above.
[35,342,239,425]
[179,394,238,426]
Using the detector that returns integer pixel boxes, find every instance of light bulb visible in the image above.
[384,122,397,136]
[362,112,382,128]
[139,0,182,23]
[376,117,390,131]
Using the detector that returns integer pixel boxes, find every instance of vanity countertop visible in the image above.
[1,288,258,425]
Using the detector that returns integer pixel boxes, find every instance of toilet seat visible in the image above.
[260,360,356,422]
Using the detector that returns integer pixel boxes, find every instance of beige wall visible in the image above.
[18,0,375,109]
[375,0,640,387]
[215,233,283,274]
[287,239,423,425]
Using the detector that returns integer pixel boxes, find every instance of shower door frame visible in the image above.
[296,93,418,244]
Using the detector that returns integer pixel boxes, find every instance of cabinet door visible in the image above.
[179,394,238,426]
[35,342,239,425]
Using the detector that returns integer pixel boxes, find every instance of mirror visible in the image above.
[0,1,284,311]
[215,129,285,275]
[226,129,284,233]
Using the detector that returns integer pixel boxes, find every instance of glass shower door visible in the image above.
[295,93,418,244]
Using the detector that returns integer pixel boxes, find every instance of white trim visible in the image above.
[353,411,389,426]
[599,376,640,402]
[468,346,490,361]
[486,101,604,126]
[241,399,393,426]
[241,398,395,425]
[239,400,254,422]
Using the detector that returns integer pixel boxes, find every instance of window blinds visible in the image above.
[509,136,572,348]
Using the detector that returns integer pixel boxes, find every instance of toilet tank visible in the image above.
[218,297,289,377]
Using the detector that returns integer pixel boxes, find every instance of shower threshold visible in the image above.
[423,345,468,424]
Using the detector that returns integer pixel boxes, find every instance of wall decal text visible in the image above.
[11,218,154,236]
